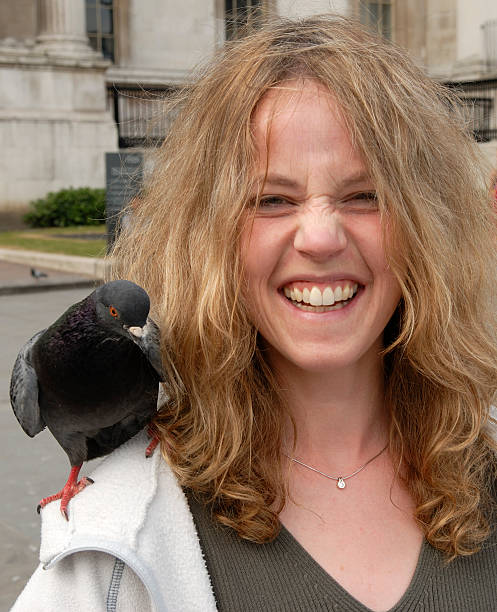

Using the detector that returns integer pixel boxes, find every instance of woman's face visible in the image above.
[240,79,401,375]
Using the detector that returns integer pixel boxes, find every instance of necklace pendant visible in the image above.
[337,477,346,489]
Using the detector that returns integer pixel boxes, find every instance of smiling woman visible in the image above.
[241,81,401,379]
[13,15,497,612]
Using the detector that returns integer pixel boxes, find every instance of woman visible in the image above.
[13,15,497,612]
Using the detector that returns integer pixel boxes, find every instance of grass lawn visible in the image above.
[0,225,107,258]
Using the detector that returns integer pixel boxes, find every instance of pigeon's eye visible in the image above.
[109,306,119,318]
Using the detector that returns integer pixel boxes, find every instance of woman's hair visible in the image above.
[111,15,497,559]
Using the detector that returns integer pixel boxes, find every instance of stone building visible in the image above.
[362,1,497,161]
[1,0,496,222]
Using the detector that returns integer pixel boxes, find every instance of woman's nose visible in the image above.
[293,209,347,260]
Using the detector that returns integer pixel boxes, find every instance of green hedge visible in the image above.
[24,187,106,227]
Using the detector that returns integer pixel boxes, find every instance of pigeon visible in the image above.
[10,279,164,520]
[31,268,48,279]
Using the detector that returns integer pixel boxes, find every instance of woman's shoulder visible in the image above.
[38,429,163,566]
[14,430,216,612]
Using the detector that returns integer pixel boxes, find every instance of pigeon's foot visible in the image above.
[145,436,159,457]
[145,424,160,457]
[37,465,94,520]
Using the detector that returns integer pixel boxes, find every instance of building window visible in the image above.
[360,1,392,40]
[225,0,263,40]
[86,0,115,62]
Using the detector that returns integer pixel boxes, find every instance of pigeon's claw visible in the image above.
[145,424,160,458]
[145,436,159,458]
[37,465,94,520]
[59,476,94,520]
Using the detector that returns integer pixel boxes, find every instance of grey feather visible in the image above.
[10,329,46,437]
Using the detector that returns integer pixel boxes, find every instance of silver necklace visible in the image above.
[284,444,388,490]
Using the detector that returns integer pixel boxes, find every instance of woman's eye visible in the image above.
[345,192,378,211]
[258,196,291,208]
[254,196,298,216]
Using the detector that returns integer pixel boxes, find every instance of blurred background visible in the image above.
[2,0,497,609]
[1,0,497,231]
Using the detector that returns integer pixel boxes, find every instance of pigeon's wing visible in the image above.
[129,317,166,381]
[10,330,46,437]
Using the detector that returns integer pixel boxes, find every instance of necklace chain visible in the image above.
[284,444,388,490]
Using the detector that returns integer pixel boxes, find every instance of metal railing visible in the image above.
[482,19,497,72]
[107,86,176,149]
[225,0,264,40]
[108,79,497,147]
[445,78,497,142]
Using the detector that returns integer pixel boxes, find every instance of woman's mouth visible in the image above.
[282,282,359,313]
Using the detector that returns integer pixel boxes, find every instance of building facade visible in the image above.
[1,0,496,220]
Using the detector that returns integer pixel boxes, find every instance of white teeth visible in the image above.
[309,286,322,306]
[283,282,359,308]
[322,287,335,306]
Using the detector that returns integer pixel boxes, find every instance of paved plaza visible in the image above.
[0,284,95,610]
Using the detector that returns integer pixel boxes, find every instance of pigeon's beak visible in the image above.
[128,326,144,338]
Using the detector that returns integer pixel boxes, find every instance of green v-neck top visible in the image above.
[186,493,497,611]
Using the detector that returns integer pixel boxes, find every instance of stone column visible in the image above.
[36,0,94,57]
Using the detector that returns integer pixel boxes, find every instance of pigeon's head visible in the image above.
[94,280,151,337]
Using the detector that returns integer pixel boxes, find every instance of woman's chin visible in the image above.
[266,342,381,378]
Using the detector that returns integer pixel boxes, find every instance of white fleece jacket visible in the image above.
[11,430,217,612]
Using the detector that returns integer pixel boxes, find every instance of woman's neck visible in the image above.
[276,354,389,466]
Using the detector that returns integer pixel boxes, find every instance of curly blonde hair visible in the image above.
[111,15,497,558]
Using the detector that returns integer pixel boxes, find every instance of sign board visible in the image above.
[105,152,144,250]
